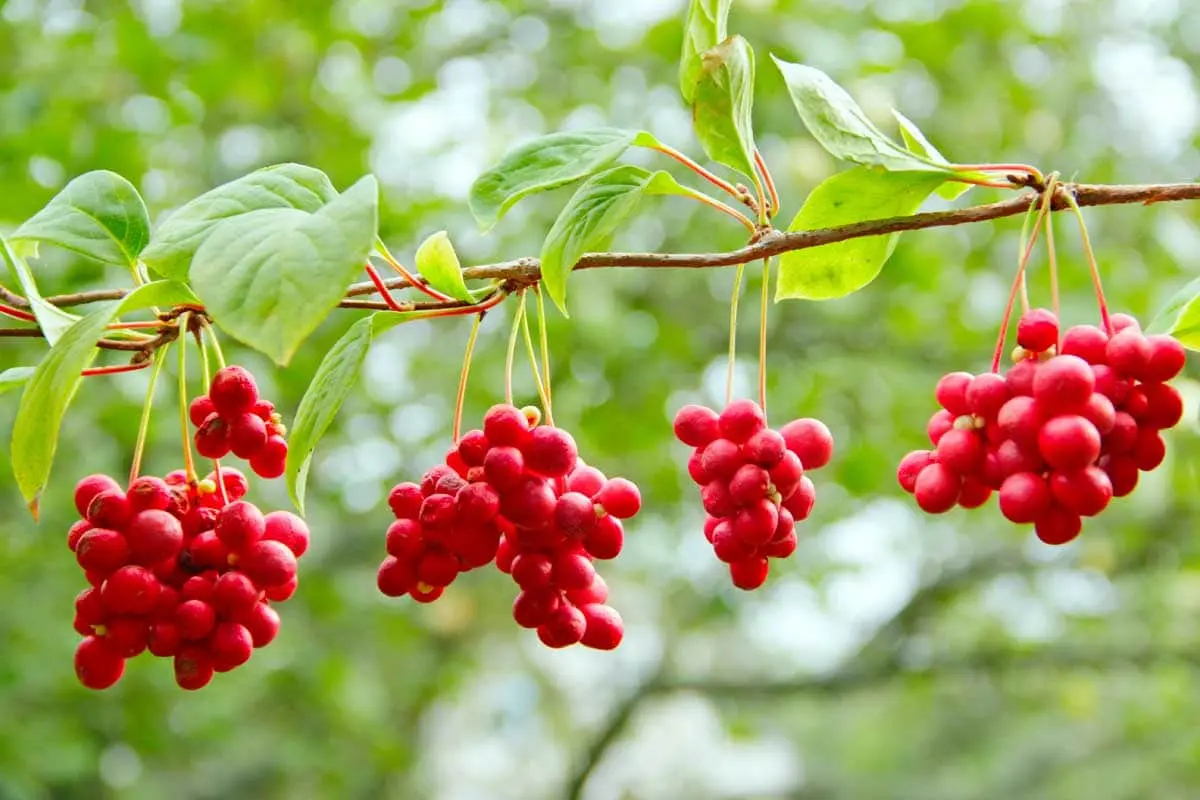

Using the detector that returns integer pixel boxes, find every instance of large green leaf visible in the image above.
[679,0,733,103]
[285,311,414,514]
[777,168,947,301]
[0,367,35,396]
[141,163,338,280]
[11,280,198,517]
[414,231,474,303]
[691,35,758,182]
[190,175,378,366]
[1,237,79,346]
[540,165,691,314]
[891,110,975,201]
[468,129,641,232]
[1147,276,1200,349]
[10,170,150,267]
[772,57,948,174]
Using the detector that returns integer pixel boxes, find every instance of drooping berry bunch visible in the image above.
[673,399,834,590]
[899,309,1187,544]
[377,403,637,650]
[69,467,309,690]
[189,366,288,478]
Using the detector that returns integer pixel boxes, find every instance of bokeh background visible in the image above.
[3,1,1200,798]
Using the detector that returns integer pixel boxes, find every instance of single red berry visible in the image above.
[212,572,261,618]
[1061,324,1109,364]
[1141,382,1184,430]
[1017,308,1059,353]
[700,438,743,481]
[384,519,422,560]
[579,604,624,650]
[496,537,517,574]
[148,622,183,658]
[700,480,735,518]
[188,396,215,427]
[935,372,974,416]
[263,511,310,558]
[387,482,424,520]
[434,472,468,497]
[187,531,230,570]
[583,515,624,560]
[483,446,525,492]
[595,478,641,519]
[209,365,259,416]
[567,573,610,606]
[126,476,173,514]
[174,599,217,641]
[1049,466,1113,517]
[927,409,955,445]
[780,418,834,470]
[913,463,961,514]
[763,527,798,559]
[523,426,579,478]
[86,490,132,530]
[1080,393,1117,435]
[409,582,444,603]
[181,574,216,603]
[1143,335,1187,383]
[67,520,93,552]
[743,428,787,468]
[998,472,1052,523]
[537,602,587,648]
[174,645,215,690]
[76,529,131,575]
[783,477,817,521]
[729,557,770,590]
[240,540,299,589]
[124,509,184,565]
[997,396,1042,450]
[732,499,779,547]
[253,398,276,420]
[1103,412,1140,455]
[74,474,122,518]
[1134,428,1167,471]
[416,549,459,587]
[728,464,770,506]
[897,450,934,494]
[74,636,125,690]
[249,436,287,479]
[1106,329,1151,380]
[552,551,596,592]
[195,414,232,459]
[208,622,254,669]
[1091,364,1131,405]
[935,428,984,475]
[227,413,269,459]
[499,477,557,528]
[264,576,298,602]
[240,602,281,647]
[377,556,415,597]
[483,404,530,447]
[512,586,562,628]
[103,617,151,658]
[957,478,992,509]
[511,553,554,589]
[215,500,266,553]
[567,464,606,498]
[455,482,501,526]
[711,521,755,564]
[1123,385,1150,420]
[555,492,598,539]
[673,404,721,447]
[453,429,489,467]
[992,439,1043,478]
[768,450,804,499]
[1034,505,1083,545]
[1038,415,1102,471]
[1110,313,1141,332]
[1033,355,1096,414]
[966,373,1010,418]
[718,399,766,444]
[1006,358,1041,397]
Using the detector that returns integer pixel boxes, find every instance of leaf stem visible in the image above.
[81,362,151,377]
[648,142,745,202]
[727,263,746,406]
[1063,191,1113,335]
[178,313,198,484]
[364,263,415,312]
[677,186,757,232]
[754,150,780,217]
[535,287,553,420]
[453,314,483,443]
[505,293,525,406]
[106,320,165,331]
[520,297,553,423]
[128,346,169,484]
[758,258,770,415]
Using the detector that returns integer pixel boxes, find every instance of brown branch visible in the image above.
[0,326,161,352]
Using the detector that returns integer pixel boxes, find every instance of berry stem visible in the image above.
[203,321,227,370]
[535,286,553,416]
[194,326,211,389]
[177,313,198,484]
[364,263,415,313]
[452,313,482,443]
[105,320,164,331]
[374,238,456,303]
[1041,175,1062,341]
[81,362,150,377]
[504,292,525,406]
[647,141,747,204]
[1062,190,1113,335]
[727,263,746,406]
[1015,200,1040,314]
[520,297,553,426]
[0,301,37,322]
[758,258,770,415]
[675,185,757,232]
[128,345,169,485]
[990,192,1053,373]
[754,149,780,218]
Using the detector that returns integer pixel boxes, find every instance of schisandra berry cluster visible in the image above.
[899,309,1188,544]
[190,366,288,478]
[377,403,638,650]
[69,467,309,690]
[673,399,834,589]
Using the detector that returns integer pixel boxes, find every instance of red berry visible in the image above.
[456,429,491,467]
[935,428,984,474]
[927,409,955,445]
[711,521,755,563]
[1034,505,1083,545]
[1038,415,1102,471]
[1033,355,1095,414]
[1103,412,1140,454]
[780,418,834,470]
[483,446,525,491]
[1110,313,1141,333]
[75,529,131,574]
[768,450,804,498]
[174,646,215,690]
[208,622,254,669]
[1061,324,1109,365]
[455,482,501,526]
[764,528,798,559]
[377,556,415,597]
[523,426,579,478]
[552,551,596,591]
[914,463,961,513]
[567,573,610,606]
[958,478,992,509]
[511,553,554,589]
[732,499,779,547]
[673,404,721,447]
[513,586,561,628]
[228,412,269,459]
[100,566,160,616]
[249,436,287,479]
[743,428,786,467]
[1080,393,1116,435]
[1006,358,1040,397]
[174,599,217,641]
[388,482,424,519]
[125,509,184,565]
[215,500,266,552]
[264,575,298,603]
[537,602,587,648]
[1105,329,1151,380]
[1134,428,1167,471]
[499,477,556,527]
[188,395,215,427]
[483,404,529,447]
[148,622,183,657]
[263,511,310,558]
[240,540,299,589]
[1141,382,1184,430]
[997,396,1041,450]
[416,549,459,587]
[567,464,606,498]
[701,480,734,517]
[195,414,232,459]
[729,557,770,590]
[583,515,624,560]
[1143,335,1187,383]
[595,478,641,519]
[67,520,93,552]
[700,438,743,481]
[718,399,766,444]
[74,636,125,690]
[1017,308,1059,352]
[580,604,624,650]
[967,373,1010,417]
[783,476,817,521]
[240,602,281,647]
[409,582,444,603]
[87,490,132,530]
[127,476,173,513]
[1049,467,1113,517]
[74,474,122,518]
[555,492,598,538]
[209,365,259,416]
[728,464,770,506]
[998,472,1052,524]
[897,450,934,494]
[1091,364,1130,404]
[187,531,230,570]
[212,572,261,618]
[935,372,973,416]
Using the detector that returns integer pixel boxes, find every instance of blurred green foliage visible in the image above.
[2,1,1200,798]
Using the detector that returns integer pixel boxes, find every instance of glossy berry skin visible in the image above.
[209,366,259,417]
[74,637,125,690]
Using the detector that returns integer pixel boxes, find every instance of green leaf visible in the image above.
[141,163,338,280]
[414,231,474,303]
[468,129,640,232]
[11,280,197,517]
[190,175,378,366]
[772,57,948,174]
[1147,276,1200,349]
[285,311,415,514]
[891,110,972,201]
[10,171,150,267]
[0,236,79,346]
[540,166,691,314]
[0,367,35,396]
[691,36,758,182]
[776,168,946,301]
[679,0,732,103]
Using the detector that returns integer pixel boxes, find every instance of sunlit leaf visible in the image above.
[414,231,474,304]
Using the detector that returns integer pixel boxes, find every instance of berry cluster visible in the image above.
[69,467,309,690]
[899,309,1187,544]
[377,404,637,650]
[673,399,834,589]
[189,366,288,478]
